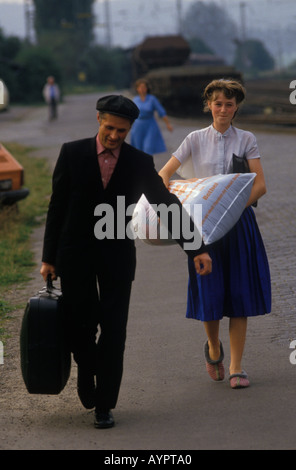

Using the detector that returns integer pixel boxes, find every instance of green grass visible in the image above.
[0,143,52,336]
[0,299,15,340]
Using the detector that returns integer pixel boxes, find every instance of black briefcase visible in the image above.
[20,276,71,394]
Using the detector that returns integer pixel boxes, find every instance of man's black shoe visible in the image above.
[94,410,114,429]
[77,366,96,409]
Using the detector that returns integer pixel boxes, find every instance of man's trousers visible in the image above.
[61,264,132,411]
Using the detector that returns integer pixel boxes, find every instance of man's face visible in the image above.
[97,113,132,150]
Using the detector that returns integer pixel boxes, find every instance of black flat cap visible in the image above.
[96,95,140,121]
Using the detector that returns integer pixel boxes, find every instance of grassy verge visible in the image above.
[0,143,52,339]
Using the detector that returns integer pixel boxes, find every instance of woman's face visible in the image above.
[208,92,238,129]
[137,82,148,95]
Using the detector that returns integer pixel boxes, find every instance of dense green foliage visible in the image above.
[0,0,282,105]
[233,39,275,75]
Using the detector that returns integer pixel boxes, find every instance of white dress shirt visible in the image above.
[173,124,261,179]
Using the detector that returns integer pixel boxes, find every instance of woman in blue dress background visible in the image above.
[131,79,173,154]
[159,79,271,389]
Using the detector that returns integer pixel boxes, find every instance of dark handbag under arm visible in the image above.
[232,154,257,207]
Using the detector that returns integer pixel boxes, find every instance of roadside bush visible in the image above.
[15,45,62,103]
[79,45,131,89]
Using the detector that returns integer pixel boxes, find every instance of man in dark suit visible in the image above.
[40,95,212,429]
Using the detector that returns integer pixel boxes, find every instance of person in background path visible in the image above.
[159,79,271,390]
[131,78,173,155]
[40,94,212,430]
[43,76,60,121]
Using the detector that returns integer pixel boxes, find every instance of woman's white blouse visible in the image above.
[173,124,260,178]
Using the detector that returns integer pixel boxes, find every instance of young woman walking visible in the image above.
[159,79,271,388]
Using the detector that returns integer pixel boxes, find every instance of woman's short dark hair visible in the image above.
[203,78,246,113]
[134,78,152,94]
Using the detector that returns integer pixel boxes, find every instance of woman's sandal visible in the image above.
[229,370,250,389]
[204,341,225,381]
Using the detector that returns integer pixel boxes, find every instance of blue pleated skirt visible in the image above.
[186,207,272,321]
[131,117,166,154]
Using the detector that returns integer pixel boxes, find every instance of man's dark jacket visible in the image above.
[42,137,205,280]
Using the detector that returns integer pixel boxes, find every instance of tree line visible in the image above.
[0,0,282,105]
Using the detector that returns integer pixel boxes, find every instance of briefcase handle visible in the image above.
[44,274,62,299]
[46,274,54,291]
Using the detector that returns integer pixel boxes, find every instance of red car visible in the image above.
[0,143,29,205]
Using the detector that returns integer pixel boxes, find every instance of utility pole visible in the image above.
[176,0,183,35]
[104,0,112,48]
[24,0,34,43]
[240,1,247,42]
[240,2,248,72]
